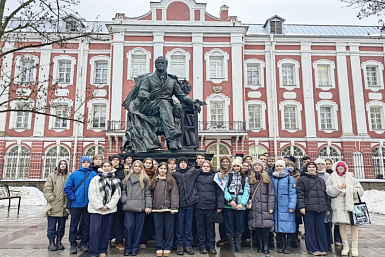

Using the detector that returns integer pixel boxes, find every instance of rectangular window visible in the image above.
[284,105,297,129]
[92,104,106,129]
[371,106,383,130]
[94,61,108,84]
[170,55,186,79]
[320,106,333,130]
[366,66,378,87]
[248,105,261,129]
[53,105,69,129]
[247,64,260,85]
[270,21,283,34]
[210,56,224,79]
[210,101,224,126]
[132,55,146,78]
[66,21,77,32]
[15,103,29,129]
[58,60,72,84]
[282,64,295,85]
[20,60,35,83]
[318,65,330,86]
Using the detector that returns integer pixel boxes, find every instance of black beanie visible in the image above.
[177,157,188,166]
[109,154,122,162]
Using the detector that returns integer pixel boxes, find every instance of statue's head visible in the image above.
[155,56,168,72]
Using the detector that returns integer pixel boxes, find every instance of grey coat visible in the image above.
[248,178,275,229]
[121,174,152,212]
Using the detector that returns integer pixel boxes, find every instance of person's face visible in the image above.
[259,155,267,163]
[59,161,67,171]
[245,157,252,163]
[316,163,325,171]
[111,158,120,167]
[144,160,153,169]
[153,161,158,169]
[81,161,90,169]
[158,165,167,176]
[196,155,205,166]
[155,59,168,71]
[303,159,310,165]
[253,164,263,172]
[102,162,112,173]
[93,157,103,166]
[233,165,241,172]
[133,163,142,174]
[179,161,187,169]
[337,165,345,173]
[124,165,130,172]
[287,165,295,172]
[284,157,289,162]
[126,156,133,164]
[168,161,176,171]
[307,165,317,174]
[202,163,211,173]
[242,163,250,172]
[275,164,284,172]
[221,159,230,169]
[267,159,275,167]
[325,161,333,170]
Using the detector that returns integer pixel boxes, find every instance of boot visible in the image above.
[48,239,57,251]
[269,233,275,248]
[257,237,263,253]
[70,244,77,254]
[56,236,65,250]
[352,241,359,257]
[277,234,286,253]
[227,235,236,253]
[234,234,243,253]
[177,244,184,255]
[292,238,299,248]
[263,240,270,255]
[283,234,293,254]
[341,240,349,256]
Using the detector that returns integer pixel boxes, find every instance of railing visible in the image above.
[107,121,126,132]
[198,121,246,132]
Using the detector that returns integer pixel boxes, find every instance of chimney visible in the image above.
[220,5,229,20]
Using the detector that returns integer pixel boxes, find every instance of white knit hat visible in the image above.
[232,158,242,167]
[275,160,285,167]
[314,158,326,165]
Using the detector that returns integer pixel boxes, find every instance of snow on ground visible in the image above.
[362,190,385,215]
[0,186,46,207]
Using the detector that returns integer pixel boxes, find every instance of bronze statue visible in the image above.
[122,56,202,152]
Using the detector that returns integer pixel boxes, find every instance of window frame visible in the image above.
[279,100,303,133]
[315,100,339,133]
[52,55,77,87]
[313,59,336,90]
[126,48,151,80]
[14,54,39,85]
[361,60,384,92]
[48,99,73,132]
[8,100,34,132]
[366,101,385,134]
[245,100,266,132]
[244,59,265,89]
[277,59,300,90]
[43,145,70,179]
[165,48,191,81]
[87,99,109,132]
[205,93,230,130]
[3,145,30,180]
[204,49,229,84]
[89,55,110,87]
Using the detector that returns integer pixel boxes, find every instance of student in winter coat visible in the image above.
[326,161,364,257]
[167,158,177,173]
[151,162,179,257]
[88,161,122,257]
[267,157,276,177]
[172,157,200,255]
[64,156,97,254]
[223,158,250,253]
[195,161,224,254]
[247,159,274,255]
[297,161,331,256]
[121,160,153,256]
[43,158,70,251]
[272,159,297,254]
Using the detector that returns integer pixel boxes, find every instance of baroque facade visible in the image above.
[1,0,385,179]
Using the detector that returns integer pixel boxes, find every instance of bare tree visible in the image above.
[342,0,385,30]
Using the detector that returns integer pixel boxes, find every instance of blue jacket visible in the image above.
[64,167,97,208]
[272,169,297,233]
[224,171,249,211]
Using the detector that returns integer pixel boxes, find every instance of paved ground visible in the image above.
[1,205,385,257]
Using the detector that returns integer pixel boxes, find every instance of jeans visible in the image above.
[69,207,90,247]
[88,213,113,257]
[223,208,245,235]
[153,212,175,251]
[124,212,145,254]
[176,205,194,246]
[47,216,67,240]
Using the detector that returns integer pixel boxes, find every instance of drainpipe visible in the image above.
[269,34,278,156]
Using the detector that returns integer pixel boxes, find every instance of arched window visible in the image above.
[3,145,30,180]
[319,145,341,163]
[249,145,268,160]
[85,146,105,157]
[44,145,70,178]
[281,145,305,168]
[373,147,385,178]
[207,143,231,169]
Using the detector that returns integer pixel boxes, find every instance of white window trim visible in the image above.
[14,54,39,85]
[277,58,300,91]
[315,100,339,133]
[361,60,384,92]
[205,93,230,130]
[43,145,71,179]
[366,100,385,134]
[204,48,229,84]
[313,59,336,90]
[245,100,266,132]
[279,100,303,133]
[8,100,34,132]
[126,47,151,80]
[52,55,77,87]
[89,55,110,88]
[85,145,105,156]
[3,145,30,180]
[244,59,265,89]
[87,98,109,132]
[165,48,191,80]
[48,98,73,132]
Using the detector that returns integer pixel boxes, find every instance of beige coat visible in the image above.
[326,170,364,224]
[43,170,70,217]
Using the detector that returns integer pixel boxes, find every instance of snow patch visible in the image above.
[361,190,385,215]
[0,186,46,207]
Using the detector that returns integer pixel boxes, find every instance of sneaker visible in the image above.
[209,249,217,254]
[200,249,208,254]
[70,245,77,254]
[80,245,89,252]
[177,244,184,255]
[124,252,131,256]
[185,246,195,255]
[140,244,147,249]
[313,251,322,256]
[131,252,137,256]
[99,254,107,257]
[116,244,125,251]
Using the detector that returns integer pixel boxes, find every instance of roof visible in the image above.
[246,24,383,37]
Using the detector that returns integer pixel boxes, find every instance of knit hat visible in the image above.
[177,157,188,166]
[56,158,69,167]
[335,161,348,171]
[80,156,91,165]
[109,154,122,162]
[275,160,285,167]
[285,161,295,168]
[285,155,296,163]
[305,161,317,169]
[314,158,326,165]
[252,159,264,167]
[232,158,242,167]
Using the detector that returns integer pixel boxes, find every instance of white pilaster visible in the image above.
[265,41,279,138]
[336,43,354,136]
[301,43,317,138]
[0,43,14,132]
[231,33,244,122]
[153,32,164,61]
[192,33,204,122]
[110,32,125,122]
[349,43,368,136]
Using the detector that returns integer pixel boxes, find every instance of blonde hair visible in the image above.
[123,160,148,188]
[249,166,270,184]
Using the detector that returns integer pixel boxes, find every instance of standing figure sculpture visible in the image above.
[122,56,201,152]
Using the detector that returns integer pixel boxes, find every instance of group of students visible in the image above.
[42,152,364,257]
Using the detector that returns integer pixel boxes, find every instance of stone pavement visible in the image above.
[1,205,385,257]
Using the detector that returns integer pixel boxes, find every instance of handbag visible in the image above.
[65,171,92,210]
[211,211,224,224]
[246,181,261,209]
[349,192,371,226]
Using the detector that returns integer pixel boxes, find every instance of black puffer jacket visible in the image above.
[297,172,331,212]
[195,170,224,210]
[114,164,125,182]
[172,164,200,208]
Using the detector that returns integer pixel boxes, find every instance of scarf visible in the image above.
[272,169,290,178]
[145,166,156,179]
[98,171,122,206]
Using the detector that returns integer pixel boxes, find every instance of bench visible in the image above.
[0,184,21,214]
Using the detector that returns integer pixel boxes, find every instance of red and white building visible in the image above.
[1,0,385,180]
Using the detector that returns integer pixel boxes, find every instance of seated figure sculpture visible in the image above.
[122,56,200,152]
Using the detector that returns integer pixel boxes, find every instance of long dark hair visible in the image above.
[151,162,176,191]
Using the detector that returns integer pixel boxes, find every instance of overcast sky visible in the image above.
[70,0,382,26]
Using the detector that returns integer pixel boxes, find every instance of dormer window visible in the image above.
[270,21,282,34]
[66,20,78,32]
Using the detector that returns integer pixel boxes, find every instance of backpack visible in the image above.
[226,173,246,191]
